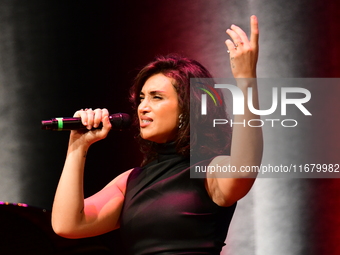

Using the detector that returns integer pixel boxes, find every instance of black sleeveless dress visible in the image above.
[120,143,236,255]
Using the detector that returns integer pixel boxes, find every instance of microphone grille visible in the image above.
[110,113,131,130]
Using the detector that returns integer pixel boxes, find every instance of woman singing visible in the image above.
[52,15,263,254]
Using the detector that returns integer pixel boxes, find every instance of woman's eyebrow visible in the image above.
[150,90,165,95]
[140,90,166,95]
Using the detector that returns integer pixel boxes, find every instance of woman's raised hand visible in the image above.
[225,15,259,78]
[70,108,112,146]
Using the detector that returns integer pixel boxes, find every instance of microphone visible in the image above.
[41,113,131,131]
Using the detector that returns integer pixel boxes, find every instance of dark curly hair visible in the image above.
[130,54,231,166]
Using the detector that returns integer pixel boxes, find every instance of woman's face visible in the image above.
[138,73,180,143]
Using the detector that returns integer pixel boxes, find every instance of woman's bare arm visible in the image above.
[51,108,131,238]
[207,16,263,207]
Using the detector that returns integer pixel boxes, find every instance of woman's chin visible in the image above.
[141,134,165,144]
[140,131,177,144]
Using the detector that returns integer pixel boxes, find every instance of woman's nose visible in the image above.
[138,99,151,113]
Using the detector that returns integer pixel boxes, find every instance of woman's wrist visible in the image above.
[235,77,257,90]
[68,136,91,154]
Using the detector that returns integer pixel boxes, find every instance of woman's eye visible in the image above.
[153,96,162,99]
[139,97,144,101]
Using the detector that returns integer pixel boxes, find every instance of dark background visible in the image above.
[0,1,340,255]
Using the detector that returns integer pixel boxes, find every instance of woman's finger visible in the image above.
[101,108,109,118]
[229,24,248,47]
[93,108,103,128]
[77,108,94,130]
[74,109,88,127]
[226,28,244,48]
[250,15,259,49]
[225,39,237,55]
[102,115,112,132]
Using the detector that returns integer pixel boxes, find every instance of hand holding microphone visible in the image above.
[42,108,131,146]
[41,109,131,131]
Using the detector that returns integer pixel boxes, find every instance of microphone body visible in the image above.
[41,113,131,131]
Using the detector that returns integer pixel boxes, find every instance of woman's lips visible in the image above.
[140,117,153,128]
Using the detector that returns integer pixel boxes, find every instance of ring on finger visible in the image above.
[235,41,244,48]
